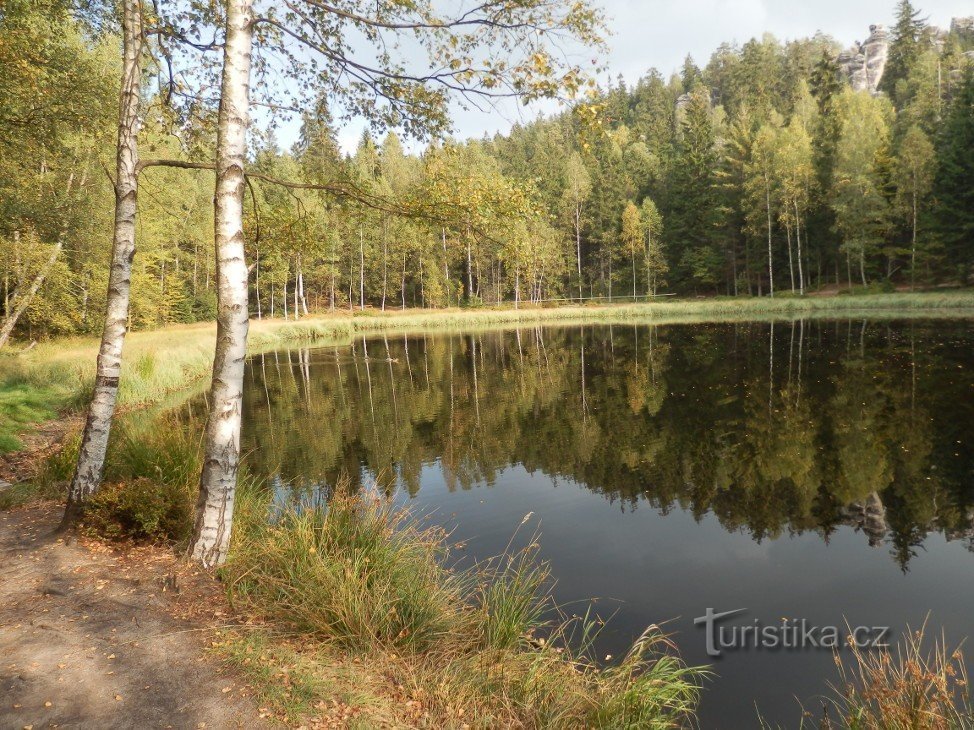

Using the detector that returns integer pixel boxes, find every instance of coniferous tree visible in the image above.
[667,86,721,290]
[879,0,927,103]
[932,68,974,283]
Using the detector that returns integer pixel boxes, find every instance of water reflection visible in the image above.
[238,320,974,569]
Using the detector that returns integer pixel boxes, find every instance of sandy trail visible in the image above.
[0,504,273,729]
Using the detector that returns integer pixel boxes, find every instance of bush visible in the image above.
[82,477,194,543]
[78,420,200,542]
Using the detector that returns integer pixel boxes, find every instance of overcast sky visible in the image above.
[321,0,972,154]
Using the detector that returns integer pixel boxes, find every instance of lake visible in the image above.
[232,318,974,727]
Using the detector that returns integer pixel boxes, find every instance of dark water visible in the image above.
[236,319,974,728]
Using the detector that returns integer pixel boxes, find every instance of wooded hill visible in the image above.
[1,0,973,343]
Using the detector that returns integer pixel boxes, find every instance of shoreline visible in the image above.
[2,291,973,470]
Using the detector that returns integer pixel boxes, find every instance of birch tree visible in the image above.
[641,198,666,296]
[745,122,780,297]
[893,125,934,289]
[776,118,814,295]
[64,0,145,522]
[188,0,254,565]
[562,152,591,300]
[188,0,607,565]
[620,201,642,298]
[831,90,893,287]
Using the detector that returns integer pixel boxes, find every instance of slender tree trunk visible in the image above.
[419,256,425,308]
[645,233,652,297]
[441,228,450,306]
[0,232,66,349]
[465,230,473,302]
[63,0,143,523]
[255,247,261,318]
[381,217,388,310]
[293,259,299,319]
[859,248,867,287]
[188,0,253,567]
[330,236,337,309]
[298,254,308,315]
[575,203,583,301]
[359,225,365,310]
[794,203,805,295]
[786,223,795,293]
[347,244,354,311]
[766,182,774,298]
[401,251,407,310]
[910,185,917,292]
[631,251,636,299]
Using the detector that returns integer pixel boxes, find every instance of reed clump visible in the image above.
[828,624,972,730]
[222,487,706,728]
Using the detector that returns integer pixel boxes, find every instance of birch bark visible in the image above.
[189,0,253,566]
[64,0,143,522]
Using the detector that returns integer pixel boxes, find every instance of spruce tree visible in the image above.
[879,0,927,103]
[932,68,974,282]
[667,87,722,289]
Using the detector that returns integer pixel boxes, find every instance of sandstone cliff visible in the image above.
[837,25,890,94]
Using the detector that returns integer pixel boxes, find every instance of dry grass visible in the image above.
[220,485,707,728]
[827,623,972,730]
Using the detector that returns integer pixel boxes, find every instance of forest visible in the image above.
[3,1,974,725]
[2,0,973,346]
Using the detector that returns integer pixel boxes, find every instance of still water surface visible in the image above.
[234,319,974,727]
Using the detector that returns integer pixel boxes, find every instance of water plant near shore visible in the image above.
[221,485,707,727]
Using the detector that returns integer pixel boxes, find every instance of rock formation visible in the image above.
[951,17,974,45]
[837,25,890,95]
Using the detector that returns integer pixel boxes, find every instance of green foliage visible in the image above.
[932,67,974,282]
[879,0,928,102]
[79,423,201,542]
[82,477,194,542]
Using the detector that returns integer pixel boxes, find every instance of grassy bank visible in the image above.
[52,423,973,728]
[216,486,706,727]
[2,291,973,455]
[35,422,707,726]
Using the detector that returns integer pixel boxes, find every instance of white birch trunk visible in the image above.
[0,236,64,349]
[794,202,805,295]
[575,204,583,301]
[63,0,143,522]
[189,0,253,566]
[766,181,774,298]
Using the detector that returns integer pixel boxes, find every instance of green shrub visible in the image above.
[82,476,194,542]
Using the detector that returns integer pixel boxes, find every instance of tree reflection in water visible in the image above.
[194,319,974,570]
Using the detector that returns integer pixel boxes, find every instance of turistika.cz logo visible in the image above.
[693,608,893,658]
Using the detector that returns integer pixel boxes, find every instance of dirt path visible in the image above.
[0,504,274,729]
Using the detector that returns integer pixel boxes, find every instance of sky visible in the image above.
[313,0,973,154]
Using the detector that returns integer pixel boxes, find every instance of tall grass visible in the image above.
[827,624,972,729]
[223,486,706,728]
